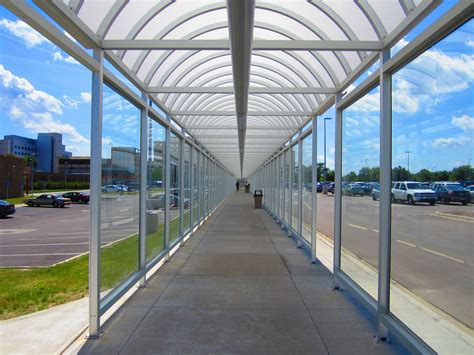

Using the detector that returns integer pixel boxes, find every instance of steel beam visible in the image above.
[311,115,318,263]
[333,93,343,288]
[186,125,300,130]
[100,39,382,51]
[227,0,255,176]
[172,111,313,116]
[138,91,148,286]
[88,48,103,338]
[147,86,337,94]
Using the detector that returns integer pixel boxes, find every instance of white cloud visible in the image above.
[1,65,89,153]
[451,114,474,131]
[24,112,89,144]
[52,51,79,65]
[432,136,471,148]
[0,64,63,114]
[80,92,91,103]
[465,39,474,48]
[363,138,380,150]
[0,18,50,48]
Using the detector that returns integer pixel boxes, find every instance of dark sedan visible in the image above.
[433,184,471,205]
[62,192,90,204]
[0,200,15,218]
[24,194,72,208]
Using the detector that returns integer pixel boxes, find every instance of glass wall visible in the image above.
[100,84,140,293]
[169,132,181,243]
[284,149,291,224]
[183,143,191,233]
[302,134,312,242]
[192,148,198,226]
[390,20,473,350]
[146,118,166,263]
[279,155,284,217]
[341,86,380,300]
[292,143,299,230]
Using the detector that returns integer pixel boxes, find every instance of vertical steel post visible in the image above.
[88,48,103,338]
[333,93,343,288]
[288,146,293,236]
[277,155,281,221]
[164,121,171,259]
[282,151,286,229]
[138,91,148,286]
[297,136,303,247]
[189,146,194,232]
[197,152,201,222]
[179,136,184,243]
[311,116,318,263]
[378,48,392,341]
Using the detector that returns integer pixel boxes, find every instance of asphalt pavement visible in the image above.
[0,195,179,268]
[300,192,473,328]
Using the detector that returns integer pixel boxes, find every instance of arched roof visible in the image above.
[52,0,428,176]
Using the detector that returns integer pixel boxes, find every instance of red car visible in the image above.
[0,200,16,218]
[62,192,90,204]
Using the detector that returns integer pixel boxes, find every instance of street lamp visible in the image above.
[405,150,412,175]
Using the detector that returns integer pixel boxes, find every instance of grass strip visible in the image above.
[0,211,187,320]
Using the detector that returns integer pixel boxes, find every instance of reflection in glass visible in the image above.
[169,132,180,243]
[302,135,312,242]
[145,118,165,263]
[284,149,291,223]
[292,144,299,230]
[100,85,140,293]
[183,143,191,233]
[192,148,198,226]
[341,86,380,300]
[390,21,473,352]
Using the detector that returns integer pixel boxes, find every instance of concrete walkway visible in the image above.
[76,192,407,354]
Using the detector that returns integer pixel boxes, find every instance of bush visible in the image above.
[32,181,89,191]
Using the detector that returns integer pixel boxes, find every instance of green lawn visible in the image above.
[0,212,187,320]
[4,195,33,205]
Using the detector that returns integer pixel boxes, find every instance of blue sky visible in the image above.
[0,2,472,174]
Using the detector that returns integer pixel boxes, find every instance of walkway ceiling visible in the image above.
[34,0,433,177]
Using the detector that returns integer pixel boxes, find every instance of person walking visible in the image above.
[236,181,240,191]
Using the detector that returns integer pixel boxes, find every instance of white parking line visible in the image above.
[346,223,368,231]
[112,218,134,226]
[1,242,89,247]
[120,208,130,212]
[0,229,37,235]
[20,236,88,241]
[0,253,80,257]
[421,247,464,264]
[396,239,416,248]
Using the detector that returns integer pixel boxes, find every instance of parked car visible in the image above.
[62,192,90,204]
[432,184,471,205]
[24,194,71,208]
[102,185,122,193]
[371,183,380,200]
[391,182,437,205]
[342,183,365,196]
[466,185,474,201]
[0,200,15,218]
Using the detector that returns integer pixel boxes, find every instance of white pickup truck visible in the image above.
[391,181,437,205]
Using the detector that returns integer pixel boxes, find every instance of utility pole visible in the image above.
[405,150,412,175]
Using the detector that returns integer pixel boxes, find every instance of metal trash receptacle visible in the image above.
[245,184,250,193]
[253,190,263,209]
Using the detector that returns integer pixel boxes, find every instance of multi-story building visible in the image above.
[0,133,71,173]
[57,156,91,175]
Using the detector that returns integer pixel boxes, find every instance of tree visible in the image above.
[417,169,432,182]
[343,171,357,182]
[392,166,410,181]
[450,165,473,182]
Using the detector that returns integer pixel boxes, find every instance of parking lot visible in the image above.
[302,192,473,328]
[0,194,177,268]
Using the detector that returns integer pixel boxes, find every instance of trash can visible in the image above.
[253,190,263,209]
[245,183,250,193]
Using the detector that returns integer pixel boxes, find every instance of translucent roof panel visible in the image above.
[51,0,431,176]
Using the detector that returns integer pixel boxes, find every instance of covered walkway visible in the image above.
[77,192,405,354]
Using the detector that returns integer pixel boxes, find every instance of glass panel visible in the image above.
[169,132,180,243]
[192,148,198,225]
[292,143,299,229]
[183,143,191,232]
[279,155,284,217]
[302,134,312,242]
[199,153,204,220]
[145,118,166,263]
[390,21,473,354]
[100,85,140,294]
[341,86,380,300]
[284,149,291,223]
